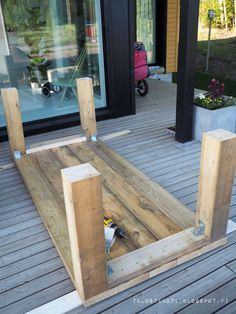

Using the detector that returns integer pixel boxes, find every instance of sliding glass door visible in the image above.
[0,0,106,126]
[136,0,156,64]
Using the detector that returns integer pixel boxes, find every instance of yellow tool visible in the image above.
[104,216,128,239]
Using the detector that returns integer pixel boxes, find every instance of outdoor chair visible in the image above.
[47,47,87,102]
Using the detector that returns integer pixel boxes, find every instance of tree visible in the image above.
[223,0,228,30]
[199,0,236,30]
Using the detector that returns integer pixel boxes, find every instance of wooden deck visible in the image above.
[0,79,236,313]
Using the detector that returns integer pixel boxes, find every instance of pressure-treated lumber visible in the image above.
[196,129,236,242]
[61,163,107,302]
[91,139,195,230]
[26,136,86,154]
[108,227,207,286]
[27,130,131,154]
[166,0,179,73]
[35,146,156,254]
[15,156,73,281]
[70,142,182,239]
[83,237,226,307]
[76,78,97,140]
[1,88,26,155]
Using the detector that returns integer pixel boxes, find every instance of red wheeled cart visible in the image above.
[134,42,149,96]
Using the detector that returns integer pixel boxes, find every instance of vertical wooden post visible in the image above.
[196,129,236,242]
[61,163,107,302]
[1,88,26,155]
[76,78,97,140]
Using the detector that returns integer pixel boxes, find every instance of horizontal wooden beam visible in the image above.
[108,228,207,287]
[27,136,87,154]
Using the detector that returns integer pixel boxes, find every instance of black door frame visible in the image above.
[175,0,200,143]
[0,0,136,141]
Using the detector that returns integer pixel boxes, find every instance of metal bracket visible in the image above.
[91,134,97,142]
[13,151,22,160]
[107,265,113,276]
[192,221,205,237]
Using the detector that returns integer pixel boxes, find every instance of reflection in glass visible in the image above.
[0,0,106,126]
[136,0,156,64]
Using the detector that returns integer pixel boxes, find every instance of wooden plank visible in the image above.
[70,143,182,239]
[178,278,236,314]
[0,230,49,257]
[0,204,35,222]
[1,88,26,155]
[0,268,69,309]
[140,266,235,314]
[0,240,54,268]
[51,146,157,253]
[107,228,207,287]
[88,236,234,312]
[0,217,42,238]
[166,0,179,73]
[0,247,58,281]
[25,291,82,314]
[0,211,39,231]
[0,224,45,248]
[216,300,236,314]
[61,163,107,302]
[15,156,74,283]
[92,140,195,230]
[1,279,74,314]
[0,256,63,293]
[196,130,236,242]
[26,136,86,154]
[83,231,228,307]
[0,163,15,172]
[76,78,97,140]
[99,130,131,141]
[227,259,236,273]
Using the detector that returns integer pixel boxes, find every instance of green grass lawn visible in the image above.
[173,31,236,97]
[197,36,236,65]
[173,72,236,97]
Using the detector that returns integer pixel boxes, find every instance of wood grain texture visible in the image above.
[108,228,207,286]
[166,0,179,72]
[91,140,195,230]
[196,129,236,242]
[50,145,158,253]
[70,142,182,239]
[15,156,74,283]
[61,163,107,301]
[1,88,26,155]
[76,78,97,139]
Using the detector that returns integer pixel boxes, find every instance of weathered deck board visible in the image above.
[0,80,235,313]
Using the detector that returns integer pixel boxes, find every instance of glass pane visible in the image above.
[136,0,156,64]
[0,0,106,126]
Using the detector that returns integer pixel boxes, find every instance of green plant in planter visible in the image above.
[194,79,235,110]
[27,56,49,84]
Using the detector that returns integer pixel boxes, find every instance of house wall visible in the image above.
[166,0,179,73]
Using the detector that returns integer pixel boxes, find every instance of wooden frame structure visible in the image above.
[1,78,236,307]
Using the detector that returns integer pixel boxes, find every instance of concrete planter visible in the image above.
[193,105,236,141]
